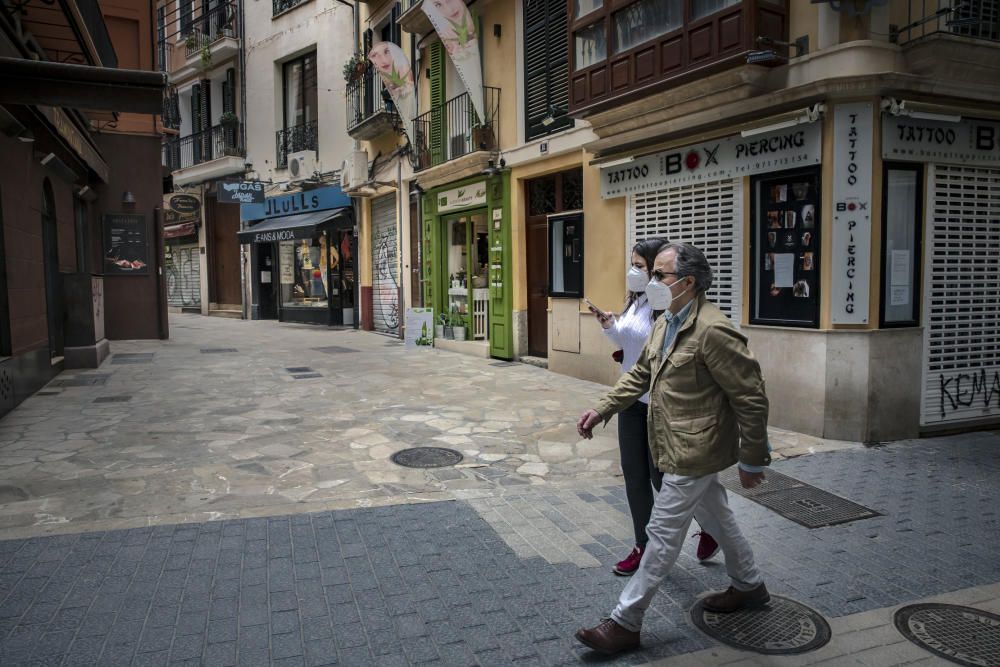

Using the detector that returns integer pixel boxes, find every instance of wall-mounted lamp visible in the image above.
[747,35,808,64]
[411,182,425,196]
[16,129,34,143]
[481,160,500,177]
[122,191,136,206]
[541,104,566,127]
[740,104,825,138]
[881,98,962,124]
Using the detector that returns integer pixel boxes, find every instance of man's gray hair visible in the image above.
[660,242,713,294]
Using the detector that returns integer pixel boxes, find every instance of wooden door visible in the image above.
[526,210,548,357]
[210,198,242,307]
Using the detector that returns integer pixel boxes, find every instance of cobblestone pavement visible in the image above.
[1,316,998,665]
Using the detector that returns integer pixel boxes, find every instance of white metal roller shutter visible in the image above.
[371,194,400,334]
[921,163,1000,427]
[628,179,743,325]
[165,244,201,308]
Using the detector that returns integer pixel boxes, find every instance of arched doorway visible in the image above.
[41,179,63,358]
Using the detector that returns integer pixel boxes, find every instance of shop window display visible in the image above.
[279,233,329,308]
[751,170,820,327]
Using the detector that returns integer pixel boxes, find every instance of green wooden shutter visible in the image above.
[524,0,572,140]
[429,41,446,166]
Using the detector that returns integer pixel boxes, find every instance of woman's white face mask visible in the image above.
[626,266,649,293]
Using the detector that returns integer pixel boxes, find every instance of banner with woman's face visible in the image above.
[421,0,486,125]
[368,41,416,143]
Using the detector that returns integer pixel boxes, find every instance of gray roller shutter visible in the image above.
[165,244,201,308]
[371,194,399,334]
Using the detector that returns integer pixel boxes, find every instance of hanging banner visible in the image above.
[421,0,486,124]
[831,102,873,325]
[368,41,416,143]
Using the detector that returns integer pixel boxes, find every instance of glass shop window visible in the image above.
[278,232,329,308]
[750,169,821,327]
[549,212,584,297]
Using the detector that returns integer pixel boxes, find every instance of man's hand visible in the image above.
[577,409,602,439]
[738,468,765,489]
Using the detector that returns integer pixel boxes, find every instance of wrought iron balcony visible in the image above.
[273,0,308,17]
[275,120,319,168]
[411,87,500,172]
[183,2,238,58]
[346,68,401,140]
[892,0,1000,45]
[162,122,244,171]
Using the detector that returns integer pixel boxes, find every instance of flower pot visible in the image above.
[435,324,445,339]
[453,326,466,341]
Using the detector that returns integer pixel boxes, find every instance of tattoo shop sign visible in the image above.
[599,122,822,199]
[831,103,873,325]
[882,115,1000,167]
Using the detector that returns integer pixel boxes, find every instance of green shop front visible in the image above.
[421,175,513,359]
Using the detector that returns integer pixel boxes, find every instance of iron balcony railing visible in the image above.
[163,122,244,171]
[892,0,1000,45]
[275,120,319,168]
[412,87,500,172]
[183,1,238,58]
[346,68,401,133]
[273,0,307,16]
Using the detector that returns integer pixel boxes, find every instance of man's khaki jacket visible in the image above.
[595,293,771,477]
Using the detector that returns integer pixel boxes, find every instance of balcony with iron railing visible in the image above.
[273,0,309,17]
[397,0,433,34]
[162,122,245,184]
[275,120,319,168]
[346,68,401,141]
[412,87,499,172]
[891,0,1000,45]
[183,2,239,62]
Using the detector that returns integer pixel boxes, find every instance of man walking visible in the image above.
[575,242,771,655]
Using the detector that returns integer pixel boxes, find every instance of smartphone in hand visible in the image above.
[584,297,607,319]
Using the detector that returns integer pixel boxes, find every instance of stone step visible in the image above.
[208,309,242,319]
[518,355,548,369]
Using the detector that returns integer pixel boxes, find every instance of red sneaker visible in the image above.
[695,531,720,562]
[613,545,645,576]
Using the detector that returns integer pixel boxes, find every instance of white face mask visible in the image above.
[646,277,690,312]
[626,266,649,293]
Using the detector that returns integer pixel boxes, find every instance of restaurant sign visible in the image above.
[163,192,201,225]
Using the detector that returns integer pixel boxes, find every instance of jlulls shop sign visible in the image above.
[600,122,822,198]
[240,185,351,221]
[882,115,1000,167]
[437,182,487,213]
[831,103,873,325]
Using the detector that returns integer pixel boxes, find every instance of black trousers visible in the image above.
[617,401,663,546]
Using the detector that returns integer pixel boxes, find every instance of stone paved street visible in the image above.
[0,315,998,666]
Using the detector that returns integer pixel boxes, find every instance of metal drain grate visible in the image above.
[719,468,880,528]
[391,447,464,468]
[312,346,358,354]
[292,373,323,379]
[489,361,516,367]
[691,595,831,655]
[894,603,1000,667]
[53,374,110,387]
[286,367,314,373]
[111,354,154,365]
[200,348,238,354]
[93,396,131,403]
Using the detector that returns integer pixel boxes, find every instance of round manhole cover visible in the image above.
[391,447,463,468]
[691,595,831,655]
[894,603,1000,666]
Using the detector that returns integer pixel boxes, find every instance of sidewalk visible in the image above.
[0,314,997,665]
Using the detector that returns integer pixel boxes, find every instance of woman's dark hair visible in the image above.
[624,237,668,310]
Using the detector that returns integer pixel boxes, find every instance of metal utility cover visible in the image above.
[112,353,154,365]
[312,346,358,354]
[391,447,464,469]
[54,374,110,387]
[93,396,131,403]
[719,468,880,528]
[200,348,238,354]
[691,595,832,655]
[489,361,516,367]
[292,373,323,379]
[286,367,313,373]
[894,603,1000,667]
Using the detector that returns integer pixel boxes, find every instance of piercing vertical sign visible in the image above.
[832,103,873,324]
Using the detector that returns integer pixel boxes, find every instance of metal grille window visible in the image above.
[524,0,573,140]
[921,163,1000,426]
[628,179,743,325]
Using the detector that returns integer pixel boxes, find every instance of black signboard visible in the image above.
[218,181,265,204]
[750,168,821,327]
[103,214,150,275]
[169,194,201,215]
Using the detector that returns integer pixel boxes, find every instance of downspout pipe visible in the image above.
[335,0,361,152]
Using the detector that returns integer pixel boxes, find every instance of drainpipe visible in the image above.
[239,0,248,319]
[335,0,361,153]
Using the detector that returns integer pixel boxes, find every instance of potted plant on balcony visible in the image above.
[219,111,239,127]
[199,45,212,70]
[184,33,198,52]
[342,53,367,84]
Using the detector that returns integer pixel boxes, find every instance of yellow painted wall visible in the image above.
[479,2,517,150]
[358,198,372,287]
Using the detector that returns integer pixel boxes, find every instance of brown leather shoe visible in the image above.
[702,583,770,613]
[574,618,640,655]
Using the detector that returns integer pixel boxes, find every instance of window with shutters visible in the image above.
[277,52,319,166]
[629,178,743,326]
[524,0,573,140]
[178,0,193,37]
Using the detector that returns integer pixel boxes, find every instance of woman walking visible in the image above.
[591,238,719,575]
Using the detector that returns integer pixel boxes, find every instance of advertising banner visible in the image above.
[103,214,149,275]
[421,0,486,124]
[404,308,434,348]
[218,181,265,204]
[368,41,416,143]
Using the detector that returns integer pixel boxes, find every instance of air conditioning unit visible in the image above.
[340,150,369,190]
[287,150,316,183]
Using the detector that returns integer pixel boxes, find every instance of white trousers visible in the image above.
[611,471,763,632]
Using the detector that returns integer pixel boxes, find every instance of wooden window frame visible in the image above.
[567,0,788,115]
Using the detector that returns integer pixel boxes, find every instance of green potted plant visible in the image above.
[200,45,212,70]
[451,312,467,342]
[184,33,198,52]
[219,111,239,127]
[342,53,367,84]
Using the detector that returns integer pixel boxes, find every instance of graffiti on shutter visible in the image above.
[629,179,743,326]
[921,164,1000,426]
[165,245,201,307]
[371,195,399,334]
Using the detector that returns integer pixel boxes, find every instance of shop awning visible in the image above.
[238,207,351,244]
[163,222,197,239]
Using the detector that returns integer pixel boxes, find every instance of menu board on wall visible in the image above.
[751,170,821,327]
[102,214,149,275]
